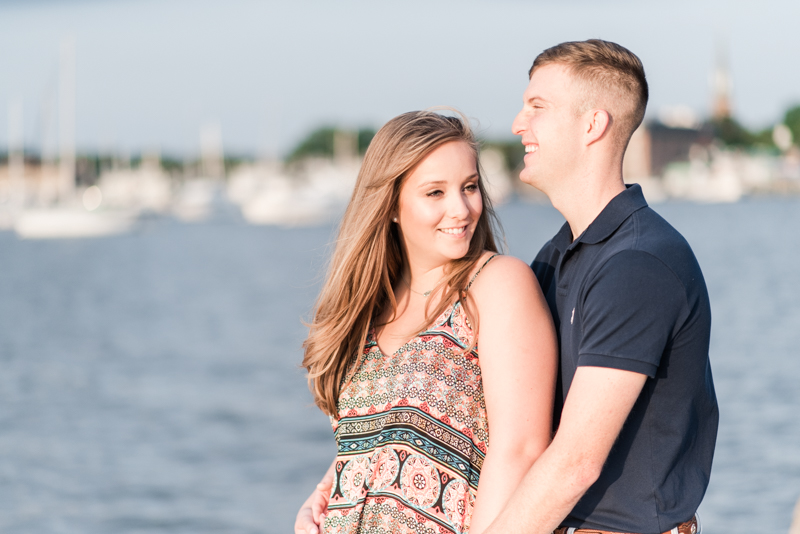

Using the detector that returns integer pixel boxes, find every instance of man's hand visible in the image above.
[294,467,334,534]
[481,366,647,534]
[311,475,334,525]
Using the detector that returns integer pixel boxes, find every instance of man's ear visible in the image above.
[585,109,610,146]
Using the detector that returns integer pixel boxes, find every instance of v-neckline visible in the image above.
[370,300,458,357]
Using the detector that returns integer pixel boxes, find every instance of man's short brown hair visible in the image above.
[530,39,648,148]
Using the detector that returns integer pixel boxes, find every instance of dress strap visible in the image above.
[466,253,499,291]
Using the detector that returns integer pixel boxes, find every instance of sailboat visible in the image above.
[13,39,137,239]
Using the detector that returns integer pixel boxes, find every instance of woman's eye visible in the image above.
[464,183,478,192]
[426,190,443,197]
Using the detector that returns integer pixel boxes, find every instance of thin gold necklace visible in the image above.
[403,275,443,297]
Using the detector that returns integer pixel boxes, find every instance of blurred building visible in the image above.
[623,118,800,202]
[624,121,715,181]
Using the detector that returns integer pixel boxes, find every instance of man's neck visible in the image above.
[552,173,626,242]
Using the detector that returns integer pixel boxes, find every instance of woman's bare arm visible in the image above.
[466,255,558,534]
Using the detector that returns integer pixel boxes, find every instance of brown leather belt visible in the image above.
[553,515,698,534]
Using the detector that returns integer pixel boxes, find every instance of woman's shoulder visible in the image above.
[471,252,535,282]
[467,252,540,301]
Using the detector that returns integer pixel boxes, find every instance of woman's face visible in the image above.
[395,140,482,269]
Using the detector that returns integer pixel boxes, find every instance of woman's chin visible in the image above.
[441,244,473,262]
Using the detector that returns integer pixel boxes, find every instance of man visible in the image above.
[482,40,718,534]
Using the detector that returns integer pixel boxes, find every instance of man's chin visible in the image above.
[519,171,545,192]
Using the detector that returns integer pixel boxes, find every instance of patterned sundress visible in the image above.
[322,255,497,534]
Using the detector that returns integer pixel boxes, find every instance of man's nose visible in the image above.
[511,110,526,136]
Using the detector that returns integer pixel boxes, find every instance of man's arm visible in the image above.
[480,365,647,534]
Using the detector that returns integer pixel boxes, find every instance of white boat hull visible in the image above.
[14,209,136,239]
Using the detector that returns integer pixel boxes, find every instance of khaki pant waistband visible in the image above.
[553,514,699,534]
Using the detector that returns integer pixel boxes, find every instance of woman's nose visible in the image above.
[448,191,472,219]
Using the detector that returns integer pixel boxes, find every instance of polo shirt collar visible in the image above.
[554,184,648,251]
[551,221,573,253]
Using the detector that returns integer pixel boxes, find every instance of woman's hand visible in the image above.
[294,461,335,534]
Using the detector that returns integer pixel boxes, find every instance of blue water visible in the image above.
[0,197,798,533]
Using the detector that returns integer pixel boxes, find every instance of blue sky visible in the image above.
[1,0,798,157]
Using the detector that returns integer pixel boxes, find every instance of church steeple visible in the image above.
[711,41,732,120]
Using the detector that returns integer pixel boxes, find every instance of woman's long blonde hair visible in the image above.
[303,110,501,417]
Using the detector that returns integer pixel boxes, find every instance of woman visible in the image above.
[295,111,556,534]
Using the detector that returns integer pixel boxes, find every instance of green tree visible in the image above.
[712,117,755,147]
[481,140,526,173]
[784,105,800,147]
[287,127,336,162]
[752,127,777,150]
[288,127,377,162]
[357,128,376,154]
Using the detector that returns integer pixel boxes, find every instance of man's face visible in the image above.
[511,63,584,194]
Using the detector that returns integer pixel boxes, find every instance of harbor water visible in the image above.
[0,197,798,533]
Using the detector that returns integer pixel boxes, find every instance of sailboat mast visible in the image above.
[8,100,24,208]
[59,38,76,203]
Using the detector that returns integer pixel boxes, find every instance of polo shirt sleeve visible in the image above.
[578,249,687,377]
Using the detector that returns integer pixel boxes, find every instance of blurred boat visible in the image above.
[662,148,745,203]
[9,40,139,240]
[239,177,338,226]
[96,155,173,215]
[13,206,137,239]
[172,178,240,222]
[228,157,357,227]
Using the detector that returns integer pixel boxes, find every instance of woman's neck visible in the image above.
[402,261,448,298]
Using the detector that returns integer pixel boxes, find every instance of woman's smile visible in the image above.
[439,225,468,236]
[395,140,482,269]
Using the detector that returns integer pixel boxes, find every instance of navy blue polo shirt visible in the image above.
[532,184,719,534]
